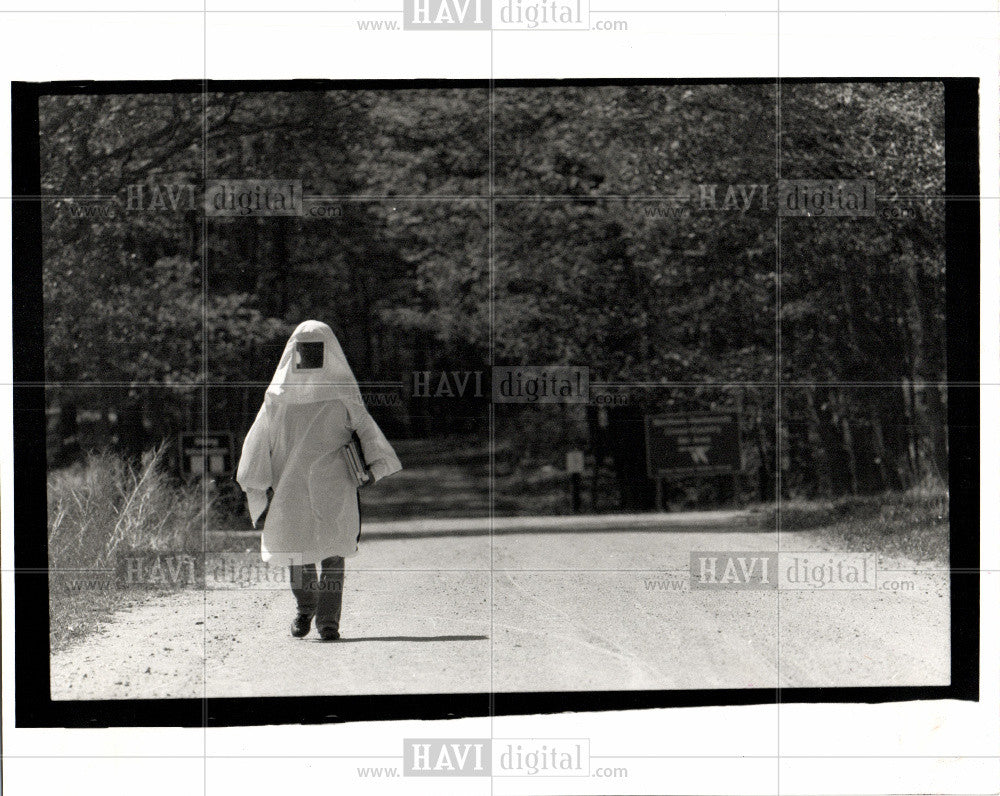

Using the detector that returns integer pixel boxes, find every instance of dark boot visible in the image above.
[289,562,319,637]
[315,556,345,639]
[290,613,312,638]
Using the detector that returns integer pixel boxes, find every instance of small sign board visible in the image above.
[645,412,742,478]
[75,407,110,447]
[179,431,234,479]
[565,449,585,474]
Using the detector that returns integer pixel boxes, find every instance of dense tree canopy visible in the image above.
[39,82,947,498]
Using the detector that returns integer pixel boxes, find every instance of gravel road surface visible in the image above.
[49,511,949,700]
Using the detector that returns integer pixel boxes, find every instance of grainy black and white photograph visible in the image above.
[15,78,973,714]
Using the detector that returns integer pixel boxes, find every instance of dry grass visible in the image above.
[758,477,950,565]
[47,446,216,651]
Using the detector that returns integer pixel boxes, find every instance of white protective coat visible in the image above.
[236,320,402,564]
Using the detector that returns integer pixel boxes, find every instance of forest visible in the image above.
[39,82,947,505]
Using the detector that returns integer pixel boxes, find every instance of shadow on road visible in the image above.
[309,634,489,643]
[364,525,759,541]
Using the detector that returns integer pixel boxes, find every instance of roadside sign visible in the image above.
[644,412,742,478]
[76,407,110,447]
[179,431,234,479]
[566,449,585,474]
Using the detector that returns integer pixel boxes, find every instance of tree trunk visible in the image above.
[923,382,949,479]
[836,390,860,495]
[902,378,920,478]
[866,401,894,491]
[804,385,833,495]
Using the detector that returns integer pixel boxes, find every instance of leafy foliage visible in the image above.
[40,83,947,499]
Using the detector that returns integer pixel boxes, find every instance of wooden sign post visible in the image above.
[644,412,743,509]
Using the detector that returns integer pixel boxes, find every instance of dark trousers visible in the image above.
[290,556,345,633]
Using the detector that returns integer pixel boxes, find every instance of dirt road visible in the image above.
[49,511,949,700]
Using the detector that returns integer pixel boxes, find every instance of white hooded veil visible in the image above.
[236,320,401,558]
[262,319,366,407]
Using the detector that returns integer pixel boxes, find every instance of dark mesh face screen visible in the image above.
[295,341,324,369]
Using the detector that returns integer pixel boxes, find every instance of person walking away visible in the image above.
[236,320,401,640]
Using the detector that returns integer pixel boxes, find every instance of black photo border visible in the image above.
[11,77,979,728]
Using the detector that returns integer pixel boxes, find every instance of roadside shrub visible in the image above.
[47,446,217,650]
[756,477,949,564]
